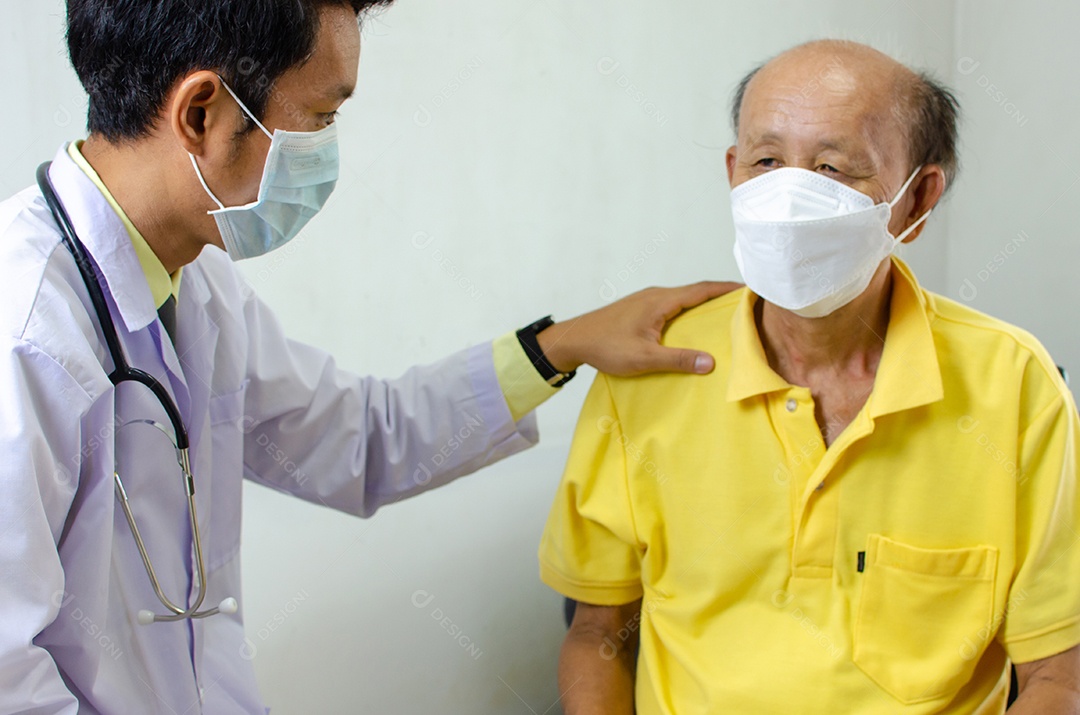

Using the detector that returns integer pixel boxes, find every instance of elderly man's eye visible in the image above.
[817,164,840,174]
[755,158,780,169]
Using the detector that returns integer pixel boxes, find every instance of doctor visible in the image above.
[0,0,737,712]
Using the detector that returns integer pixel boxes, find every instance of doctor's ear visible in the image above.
[168,71,237,158]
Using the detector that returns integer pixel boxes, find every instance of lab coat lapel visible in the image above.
[174,265,218,456]
[48,144,195,425]
[172,263,220,612]
[152,304,194,436]
[46,146,158,334]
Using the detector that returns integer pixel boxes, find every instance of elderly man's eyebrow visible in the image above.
[815,138,862,155]
[745,133,871,161]
[746,131,784,147]
[747,132,853,150]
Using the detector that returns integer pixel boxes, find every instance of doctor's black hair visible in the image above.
[66,0,393,142]
[730,51,961,195]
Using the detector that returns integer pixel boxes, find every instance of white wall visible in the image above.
[947,1,1080,373]
[4,1,1074,713]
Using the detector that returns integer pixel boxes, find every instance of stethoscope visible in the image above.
[37,162,237,625]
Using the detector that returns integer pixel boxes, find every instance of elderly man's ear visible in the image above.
[897,165,947,243]
[725,146,737,186]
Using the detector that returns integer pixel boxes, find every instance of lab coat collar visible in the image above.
[47,144,160,334]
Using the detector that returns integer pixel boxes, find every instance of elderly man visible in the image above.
[539,40,1080,713]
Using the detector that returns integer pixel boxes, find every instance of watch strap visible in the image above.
[516,316,576,388]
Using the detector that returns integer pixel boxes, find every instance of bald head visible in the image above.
[735,41,916,140]
[729,40,959,198]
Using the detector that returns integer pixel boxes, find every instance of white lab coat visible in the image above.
[0,145,540,713]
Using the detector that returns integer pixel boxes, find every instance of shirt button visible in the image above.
[786,398,797,412]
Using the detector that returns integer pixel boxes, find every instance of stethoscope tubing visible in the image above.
[34,161,234,623]
[36,162,189,450]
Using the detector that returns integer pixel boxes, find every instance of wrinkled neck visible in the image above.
[758,260,893,383]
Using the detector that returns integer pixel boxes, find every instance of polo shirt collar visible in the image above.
[725,256,944,417]
[725,290,789,402]
[866,257,944,417]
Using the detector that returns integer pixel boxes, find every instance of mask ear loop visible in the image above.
[189,154,227,212]
[188,76,275,214]
[888,165,932,243]
[215,76,274,140]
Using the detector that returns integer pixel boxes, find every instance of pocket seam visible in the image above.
[208,380,249,426]
[853,535,999,705]
[205,381,249,569]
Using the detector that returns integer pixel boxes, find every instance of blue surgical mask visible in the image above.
[189,78,339,261]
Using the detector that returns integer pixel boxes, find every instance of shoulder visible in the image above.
[660,287,749,350]
[928,291,1063,379]
[926,290,1069,415]
[929,290,1040,344]
[0,187,69,338]
[0,187,113,398]
[601,288,749,398]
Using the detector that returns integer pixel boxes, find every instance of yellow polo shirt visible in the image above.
[67,141,555,420]
[539,257,1080,714]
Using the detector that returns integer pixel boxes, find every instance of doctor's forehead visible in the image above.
[273,4,361,105]
[737,41,913,155]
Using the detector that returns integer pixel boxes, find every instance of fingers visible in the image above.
[655,281,743,322]
[679,280,744,306]
[640,346,716,375]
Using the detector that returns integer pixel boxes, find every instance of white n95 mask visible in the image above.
[189,79,339,261]
[730,166,929,318]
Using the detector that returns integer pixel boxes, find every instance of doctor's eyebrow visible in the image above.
[331,84,355,101]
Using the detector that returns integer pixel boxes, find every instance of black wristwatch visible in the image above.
[516,316,577,388]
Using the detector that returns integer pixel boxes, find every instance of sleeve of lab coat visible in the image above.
[0,336,86,714]
[239,291,542,517]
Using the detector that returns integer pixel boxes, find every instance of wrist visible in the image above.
[537,319,583,375]
[535,321,583,375]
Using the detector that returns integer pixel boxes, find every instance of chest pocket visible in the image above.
[206,382,249,570]
[853,534,998,705]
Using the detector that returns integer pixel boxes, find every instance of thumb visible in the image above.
[640,345,716,375]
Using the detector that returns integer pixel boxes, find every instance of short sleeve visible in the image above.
[538,373,643,606]
[999,389,1080,663]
